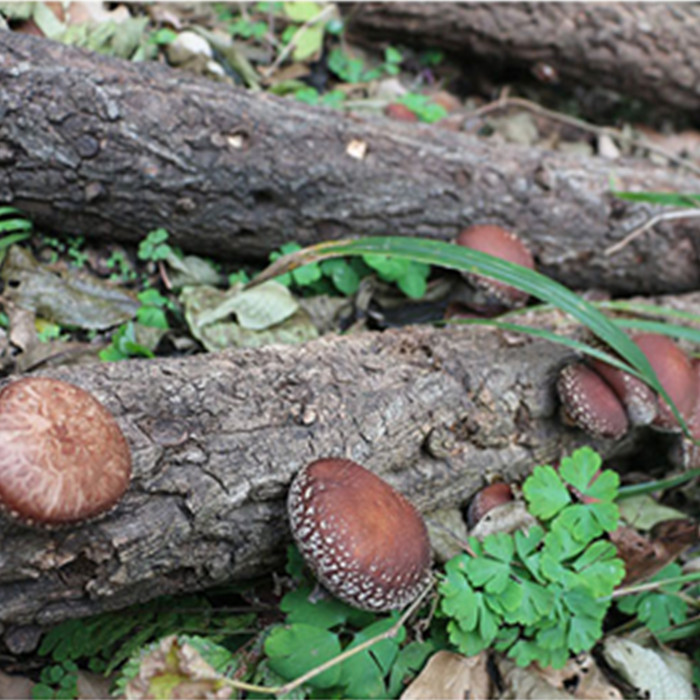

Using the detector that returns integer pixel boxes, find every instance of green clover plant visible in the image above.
[439,447,625,669]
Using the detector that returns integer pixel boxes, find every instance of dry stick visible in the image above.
[222,581,434,697]
[604,209,700,256]
[463,94,700,178]
[261,3,335,79]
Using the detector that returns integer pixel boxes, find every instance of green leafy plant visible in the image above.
[37,595,254,697]
[137,227,175,263]
[395,93,448,123]
[615,563,689,632]
[439,447,625,669]
[98,321,155,361]
[0,205,33,236]
[258,547,438,698]
[267,241,431,298]
[136,288,176,330]
[105,249,138,283]
[327,45,404,84]
[31,661,79,700]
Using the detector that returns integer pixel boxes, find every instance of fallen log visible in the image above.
[0,292,697,637]
[2,31,700,296]
[346,3,700,114]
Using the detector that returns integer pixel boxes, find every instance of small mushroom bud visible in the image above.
[0,377,131,527]
[467,482,514,528]
[557,364,629,439]
[589,358,658,426]
[633,333,698,431]
[384,103,419,122]
[288,458,432,612]
[455,224,535,311]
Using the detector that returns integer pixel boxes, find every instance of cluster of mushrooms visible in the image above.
[558,334,700,441]
[0,223,694,617]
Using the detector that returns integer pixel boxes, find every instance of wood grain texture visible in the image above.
[0,292,697,634]
[1,31,700,295]
[347,3,700,112]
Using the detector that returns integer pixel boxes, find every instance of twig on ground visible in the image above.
[221,580,434,697]
[463,93,700,178]
[604,209,700,256]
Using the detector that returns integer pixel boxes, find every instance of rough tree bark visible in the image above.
[0,292,697,640]
[2,30,700,296]
[346,3,700,113]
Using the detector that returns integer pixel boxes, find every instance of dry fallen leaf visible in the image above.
[125,635,231,700]
[497,657,571,699]
[602,636,694,700]
[610,519,698,585]
[469,500,539,540]
[0,670,34,700]
[537,654,622,699]
[400,651,491,700]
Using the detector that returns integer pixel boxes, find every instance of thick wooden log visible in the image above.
[0,293,697,635]
[2,31,700,295]
[346,3,700,113]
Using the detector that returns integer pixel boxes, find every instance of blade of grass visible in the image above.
[445,317,653,381]
[249,237,687,431]
[613,319,700,346]
[598,300,700,325]
[617,468,700,500]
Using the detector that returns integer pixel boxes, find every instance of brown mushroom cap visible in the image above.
[467,482,514,528]
[633,333,698,431]
[589,358,658,427]
[288,458,432,612]
[0,377,131,526]
[455,224,535,310]
[557,364,629,439]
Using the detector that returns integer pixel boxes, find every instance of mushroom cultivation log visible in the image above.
[346,3,700,113]
[1,294,699,638]
[3,31,700,297]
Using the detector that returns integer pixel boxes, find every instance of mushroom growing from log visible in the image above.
[557,364,629,440]
[287,458,432,611]
[455,224,535,312]
[632,333,698,431]
[589,357,658,427]
[0,377,132,527]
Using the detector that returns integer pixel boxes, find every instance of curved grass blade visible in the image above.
[250,236,687,432]
[613,319,700,346]
[444,318,653,382]
[599,300,700,325]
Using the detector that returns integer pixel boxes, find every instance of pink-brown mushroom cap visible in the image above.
[455,224,535,309]
[467,482,514,528]
[0,377,131,526]
[633,333,698,431]
[589,358,658,427]
[288,458,432,612]
[557,364,629,439]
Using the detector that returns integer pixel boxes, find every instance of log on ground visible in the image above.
[346,3,700,114]
[2,31,700,295]
[0,294,696,635]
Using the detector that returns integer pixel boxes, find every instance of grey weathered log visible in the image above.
[346,3,700,113]
[2,30,700,296]
[1,292,698,634]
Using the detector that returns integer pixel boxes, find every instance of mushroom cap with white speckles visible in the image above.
[589,358,658,427]
[287,458,432,612]
[456,224,535,309]
[0,377,132,527]
[557,364,629,440]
